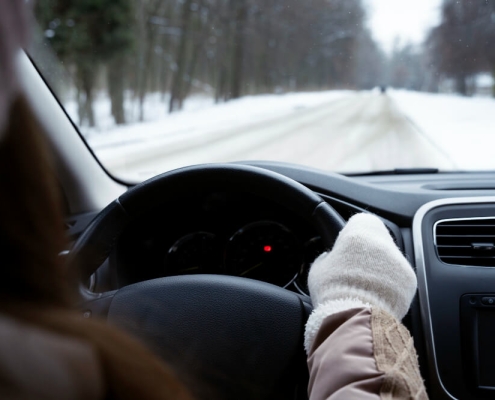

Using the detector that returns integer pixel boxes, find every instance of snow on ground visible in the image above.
[390,90,495,170]
[63,92,215,136]
[62,88,495,179]
[70,90,350,167]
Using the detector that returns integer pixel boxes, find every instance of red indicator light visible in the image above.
[263,245,272,253]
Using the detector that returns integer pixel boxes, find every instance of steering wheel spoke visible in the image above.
[78,289,117,319]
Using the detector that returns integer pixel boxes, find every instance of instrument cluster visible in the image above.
[164,220,325,293]
[114,191,328,295]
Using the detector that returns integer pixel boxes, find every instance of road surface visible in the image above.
[101,91,456,181]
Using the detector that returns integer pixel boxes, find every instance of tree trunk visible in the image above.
[136,1,162,121]
[230,0,247,99]
[182,0,206,103]
[215,65,228,103]
[108,56,126,125]
[77,64,95,128]
[169,0,193,113]
[455,73,468,96]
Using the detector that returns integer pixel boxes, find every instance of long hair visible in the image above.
[0,95,72,307]
[0,95,193,399]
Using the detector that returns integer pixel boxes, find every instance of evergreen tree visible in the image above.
[36,0,134,126]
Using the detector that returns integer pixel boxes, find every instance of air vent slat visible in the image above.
[441,255,495,259]
[441,219,495,226]
[438,225,495,228]
[436,245,471,248]
[436,234,495,237]
[437,227,495,235]
[435,218,495,267]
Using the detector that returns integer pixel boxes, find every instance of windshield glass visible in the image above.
[30,0,495,182]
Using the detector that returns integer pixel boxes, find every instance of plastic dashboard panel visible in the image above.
[243,161,495,221]
[65,162,495,399]
[413,197,495,400]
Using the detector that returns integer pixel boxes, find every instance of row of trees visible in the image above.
[34,0,385,127]
[372,0,495,97]
[35,0,135,126]
[384,41,439,93]
[426,0,495,96]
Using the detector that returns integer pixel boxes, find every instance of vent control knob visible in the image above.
[481,297,495,306]
[471,243,495,251]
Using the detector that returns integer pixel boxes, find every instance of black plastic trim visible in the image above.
[413,197,495,400]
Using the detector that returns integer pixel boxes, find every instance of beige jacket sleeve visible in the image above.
[307,307,428,400]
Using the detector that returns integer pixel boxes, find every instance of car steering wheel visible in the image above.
[69,164,345,400]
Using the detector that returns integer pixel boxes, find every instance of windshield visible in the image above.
[30,0,495,182]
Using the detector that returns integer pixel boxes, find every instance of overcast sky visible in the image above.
[365,0,443,53]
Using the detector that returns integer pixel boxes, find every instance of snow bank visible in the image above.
[63,92,215,136]
[390,90,495,170]
[74,91,349,169]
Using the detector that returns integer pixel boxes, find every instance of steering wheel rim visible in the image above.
[69,163,345,399]
[71,163,344,288]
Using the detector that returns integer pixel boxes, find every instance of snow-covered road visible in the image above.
[231,92,456,172]
[96,91,459,181]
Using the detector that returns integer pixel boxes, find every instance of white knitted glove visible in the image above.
[304,213,417,353]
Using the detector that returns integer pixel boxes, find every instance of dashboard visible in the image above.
[111,190,328,295]
[65,161,495,400]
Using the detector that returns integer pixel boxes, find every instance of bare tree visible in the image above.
[426,0,491,96]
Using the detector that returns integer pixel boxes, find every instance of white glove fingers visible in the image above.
[307,213,417,321]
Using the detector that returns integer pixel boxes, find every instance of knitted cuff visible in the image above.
[304,297,371,354]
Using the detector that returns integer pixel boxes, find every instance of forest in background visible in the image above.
[32,0,495,128]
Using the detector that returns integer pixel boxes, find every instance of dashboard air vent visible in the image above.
[435,218,495,267]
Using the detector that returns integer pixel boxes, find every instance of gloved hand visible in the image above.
[304,213,417,353]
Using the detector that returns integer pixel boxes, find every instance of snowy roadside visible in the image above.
[72,91,350,169]
[63,89,495,179]
[390,90,495,170]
